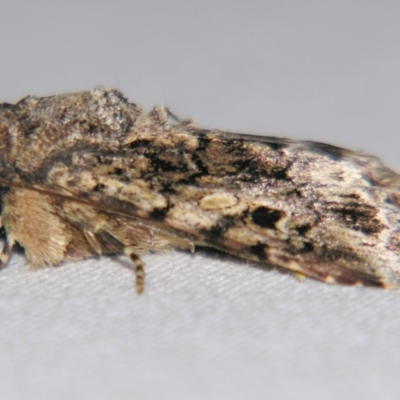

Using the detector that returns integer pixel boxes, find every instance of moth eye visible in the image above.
[251,206,284,229]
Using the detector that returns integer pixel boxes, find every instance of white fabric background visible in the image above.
[1,2,400,399]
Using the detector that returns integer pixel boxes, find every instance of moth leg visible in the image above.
[83,230,103,255]
[124,247,145,295]
[97,230,146,294]
[154,105,195,128]
[294,271,307,282]
[0,238,15,269]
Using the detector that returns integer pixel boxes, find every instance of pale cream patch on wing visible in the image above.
[167,204,217,231]
[199,192,238,210]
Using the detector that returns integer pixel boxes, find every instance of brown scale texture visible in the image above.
[1,87,400,289]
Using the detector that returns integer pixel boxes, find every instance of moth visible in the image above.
[0,87,399,293]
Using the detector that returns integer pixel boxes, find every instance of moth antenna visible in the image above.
[0,239,15,269]
[164,106,195,128]
[148,228,155,248]
[164,106,180,123]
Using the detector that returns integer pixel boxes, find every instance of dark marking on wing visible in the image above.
[128,139,153,149]
[159,183,176,194]
[301,242,314,253]
[149,205,171,221]
[195,133,212,151]
[328,201,386,234]
[190,153,209,177]
[249,243,267,260]
[113,168,125,176]
[203,216,236,238]
[295,224,311,236]
[316,244,363,263]
[150,157,185,173]
[251,207,284,229]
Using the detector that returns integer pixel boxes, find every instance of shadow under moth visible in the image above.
[0,87,399,293]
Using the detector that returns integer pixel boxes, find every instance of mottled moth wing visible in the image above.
[1,88,400,289]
